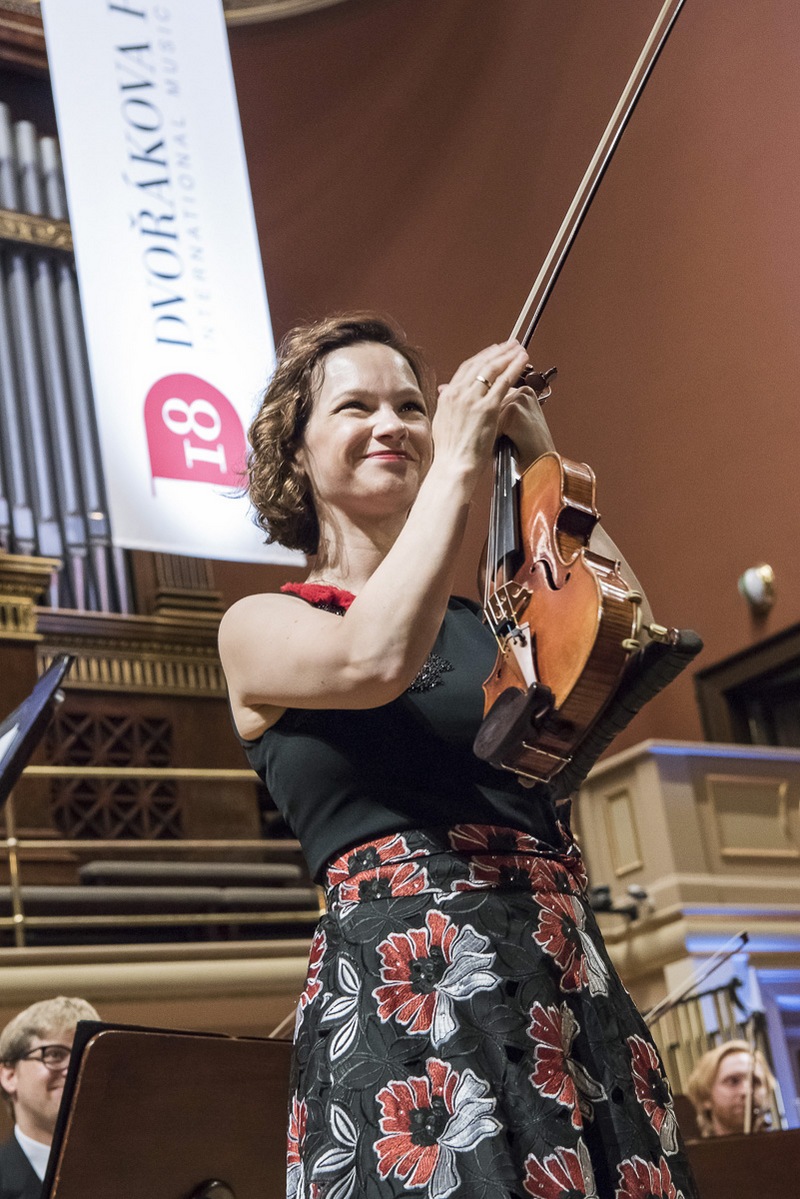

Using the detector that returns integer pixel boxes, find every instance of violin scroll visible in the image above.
[520,364,558,403]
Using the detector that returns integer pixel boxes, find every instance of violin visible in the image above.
[473,0,699,785]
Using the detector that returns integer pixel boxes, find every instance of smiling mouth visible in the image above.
[366,451,410,460]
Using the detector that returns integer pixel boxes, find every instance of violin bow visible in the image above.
[510,0,688,350]
[643,931,749,1027]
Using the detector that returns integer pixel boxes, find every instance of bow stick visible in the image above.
[644,931,749,1027]
[511,0,688,349]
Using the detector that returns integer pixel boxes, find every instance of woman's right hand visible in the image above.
[431,339,530,483]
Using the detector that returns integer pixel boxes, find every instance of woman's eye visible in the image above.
[401,401,427,414]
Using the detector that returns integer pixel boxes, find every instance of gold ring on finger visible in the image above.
[475,374,491,390]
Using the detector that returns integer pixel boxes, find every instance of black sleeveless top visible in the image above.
[237,589,562,880]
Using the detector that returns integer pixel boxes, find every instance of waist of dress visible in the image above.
[323,823,587,909]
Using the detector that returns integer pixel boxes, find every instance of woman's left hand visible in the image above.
[498,384,556,471]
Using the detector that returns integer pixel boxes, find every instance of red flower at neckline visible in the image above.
[281,582,356,610]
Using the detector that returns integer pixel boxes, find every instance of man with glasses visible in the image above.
[0,997,99,1199]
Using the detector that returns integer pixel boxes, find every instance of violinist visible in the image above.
[219,313,699,1199]
[687,1042,776,1139]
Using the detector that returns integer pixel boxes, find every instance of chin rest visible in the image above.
[548,629,703,802]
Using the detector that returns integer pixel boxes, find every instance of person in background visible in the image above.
[686,1040,776,1138]
[0,996,99,1199]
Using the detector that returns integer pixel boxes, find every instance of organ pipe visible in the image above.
[0,104,132,612]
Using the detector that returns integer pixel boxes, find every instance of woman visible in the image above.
[220,314,697,1199]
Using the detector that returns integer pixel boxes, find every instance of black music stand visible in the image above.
[43,1021,293,1199]
[0,655,72,808]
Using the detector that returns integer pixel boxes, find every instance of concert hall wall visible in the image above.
[212,0,800,750]
[2,1,797,753]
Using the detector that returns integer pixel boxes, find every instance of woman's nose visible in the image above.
[373,406,407,439]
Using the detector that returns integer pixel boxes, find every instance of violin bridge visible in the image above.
[486,582,532,634]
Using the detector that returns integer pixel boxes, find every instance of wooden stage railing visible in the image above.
[1,764,322,948]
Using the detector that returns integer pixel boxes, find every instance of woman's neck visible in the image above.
[306,510,407,593]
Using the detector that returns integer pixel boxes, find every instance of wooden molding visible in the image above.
[0,207,72,251]
[222,0,350,24]
[0,2,46,74]
[0,551,60,642]
[36,607,227,697]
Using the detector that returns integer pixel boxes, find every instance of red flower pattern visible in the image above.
[286,1093,308,1199]
[528,1002,604,1127]
[339,860,428,904]
[533,891,609,995]
[327,833,419,887]
[615,1156,683,1199]
[627,1036,679,1154]
[449,824,547,855]
[298,927,326,1015]
[375,1057,500,1196]
[524,1141,598,1199]
[287,1093,307,1166]
[373,909,498,1045]
[375,910,459,1035]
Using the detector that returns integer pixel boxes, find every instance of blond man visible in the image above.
[0,997,99,1199]
[687,1039,776,1138]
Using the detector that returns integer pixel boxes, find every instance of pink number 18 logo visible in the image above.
[144,374,247,487]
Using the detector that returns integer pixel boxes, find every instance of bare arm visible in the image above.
[220,340,530,736]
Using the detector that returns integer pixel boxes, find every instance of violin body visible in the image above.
[475,452,638,783]
[472,0,695,784]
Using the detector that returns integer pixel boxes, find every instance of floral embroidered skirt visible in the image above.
[288,825,698,1199]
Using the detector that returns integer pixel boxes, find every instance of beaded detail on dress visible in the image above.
[280,582,454,692]
[406,651,453,692]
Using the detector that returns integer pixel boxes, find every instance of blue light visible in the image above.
[648,742,800,763]
[685,932,800,955]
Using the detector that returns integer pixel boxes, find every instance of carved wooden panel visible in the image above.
[706,773,798,862]
[47,709,182,839]
[602,786,644,878]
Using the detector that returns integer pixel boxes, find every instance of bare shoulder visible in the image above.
[219,590,301,645]
[220,583,403,724]
[218,590,330,675]
[219,592,317,739]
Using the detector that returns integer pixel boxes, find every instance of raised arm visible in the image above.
[220,339,530,737]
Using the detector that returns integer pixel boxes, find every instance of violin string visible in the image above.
[485,453,498,618]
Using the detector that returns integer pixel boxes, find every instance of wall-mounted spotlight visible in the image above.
[738,564,776,616]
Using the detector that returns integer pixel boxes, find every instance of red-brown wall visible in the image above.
[214,0,800,748]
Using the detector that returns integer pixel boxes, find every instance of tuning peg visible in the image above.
[522,365,558,402]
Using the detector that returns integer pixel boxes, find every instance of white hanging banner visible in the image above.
[40,0,300,563]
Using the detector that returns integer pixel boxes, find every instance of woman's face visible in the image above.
[298,341,433,524]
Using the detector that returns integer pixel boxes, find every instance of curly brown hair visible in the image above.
[247,313,432,554]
